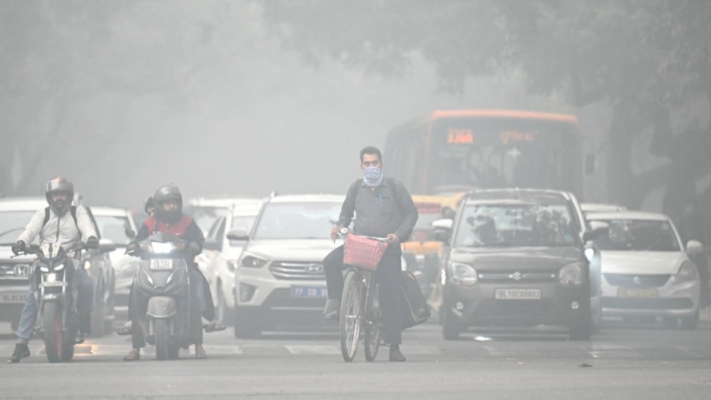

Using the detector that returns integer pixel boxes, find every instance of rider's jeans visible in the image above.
[324,245,403,345]
[15,261,93,341]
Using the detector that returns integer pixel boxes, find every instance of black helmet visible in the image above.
[45,177,74,215]
[153,185,182,223]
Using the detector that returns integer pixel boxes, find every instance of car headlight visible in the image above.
[449,262,478,286]
[240,253,267,268]
[675,263,698,285]
[559,263,584,285]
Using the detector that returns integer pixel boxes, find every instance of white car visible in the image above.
[90,207,139,315]
[231,194,343,338]
[201,199,264,324]
[186,196,265,235]
[588,211,703,329]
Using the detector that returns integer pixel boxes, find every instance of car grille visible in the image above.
[269,262,325,280]
[603,274,671,288]
[602,298,692,310]
[477,300,554,318]
[0,263,32,280]
[478,270,558,283]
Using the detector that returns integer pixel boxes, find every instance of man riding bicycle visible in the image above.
[323,146,418,362]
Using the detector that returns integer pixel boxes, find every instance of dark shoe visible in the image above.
[123,348,140,361]
[323,299,340,319]
[8,344,30,364]
[389,346,406,362]
[116,326,132,336]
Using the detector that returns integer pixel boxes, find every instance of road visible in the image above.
[1,319,711,399]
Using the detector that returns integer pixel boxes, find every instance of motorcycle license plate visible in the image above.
[291,286,328,298]
[150,259,173,271]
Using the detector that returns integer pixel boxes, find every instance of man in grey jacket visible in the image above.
[8,177,99,363]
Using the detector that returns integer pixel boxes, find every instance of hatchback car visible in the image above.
[437,189,606,340]
[231,194,343,338]
[587,211,702,329]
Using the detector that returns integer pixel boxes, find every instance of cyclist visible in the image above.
[323,146,418,362]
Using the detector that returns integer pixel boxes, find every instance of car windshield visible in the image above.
[94,215,134,246]
[454,203,578,248]
[253,202,341,240]
[594,219,681,252]
[0,210,36,244]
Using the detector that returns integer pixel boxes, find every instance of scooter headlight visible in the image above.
[151,242,175,254]
[54,263,65,272]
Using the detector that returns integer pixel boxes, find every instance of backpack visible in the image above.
[42,206,80,238]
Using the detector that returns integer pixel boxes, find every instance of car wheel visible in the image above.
[681,312,699,330]
[663,317,678,329]
[233,307,262,339]
[441,304,461,341]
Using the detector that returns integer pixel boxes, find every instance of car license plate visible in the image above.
[495,289,542,300]
[617,288,658,298]
[291,286,328,298]
[0,293,26,303]
[150,259,173,271]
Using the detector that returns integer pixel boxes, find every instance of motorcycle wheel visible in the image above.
[154,318,170,360]
[168,343,180,360]
[42,302,65,363]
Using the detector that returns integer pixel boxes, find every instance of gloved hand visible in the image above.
[86,236,99,250]
[188,242,201,254]
[125,242,139,255]
[12,240,26,255]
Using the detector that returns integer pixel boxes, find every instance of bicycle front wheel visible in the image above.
[364,280,383,362]
[340,270,363,362]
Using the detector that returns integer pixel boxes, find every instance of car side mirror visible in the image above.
[432,218,453,243]
[226,228,250,242]
[585,154,596,175]
[98,239,117,253]
[203,239,220,251]
[687,240,704,256]
[125,228,136,239]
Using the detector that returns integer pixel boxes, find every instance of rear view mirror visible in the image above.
[432,219,453,243]
[585,154,596,175]
[203,239,220,251]
[226,228,250,242]
[687,240,704,256]
[98,239,117,253]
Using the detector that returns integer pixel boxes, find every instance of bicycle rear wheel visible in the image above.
[340,270,362,362]
[364,280,382,362]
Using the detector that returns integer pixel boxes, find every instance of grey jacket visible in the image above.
[17,206,98,248]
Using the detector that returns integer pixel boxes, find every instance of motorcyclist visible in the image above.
[676,198,710,307]
[123,185,217,361]
[323,146,418,362]
[8,177,99,363]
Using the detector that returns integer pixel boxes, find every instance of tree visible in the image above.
[262,0,711,215]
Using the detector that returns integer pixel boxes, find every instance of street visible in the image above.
[1,320,711,399]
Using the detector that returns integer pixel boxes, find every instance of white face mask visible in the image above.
[363,167,384,187]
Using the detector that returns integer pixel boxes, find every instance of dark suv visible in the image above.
[436,189,604,341]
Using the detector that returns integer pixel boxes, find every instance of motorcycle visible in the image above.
[129,233,194,360]
[21,242,86,363]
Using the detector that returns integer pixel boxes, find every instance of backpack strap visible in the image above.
[42,207,51,229]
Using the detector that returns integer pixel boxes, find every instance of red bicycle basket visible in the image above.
[343,233,389,270]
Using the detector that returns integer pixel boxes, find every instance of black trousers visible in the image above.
[324,245,402,346]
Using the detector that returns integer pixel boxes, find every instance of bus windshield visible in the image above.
[428,117,579,194]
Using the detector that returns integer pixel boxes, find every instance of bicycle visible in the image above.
[337,231,390,362]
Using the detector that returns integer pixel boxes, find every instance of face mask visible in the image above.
[363,167,384,187]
